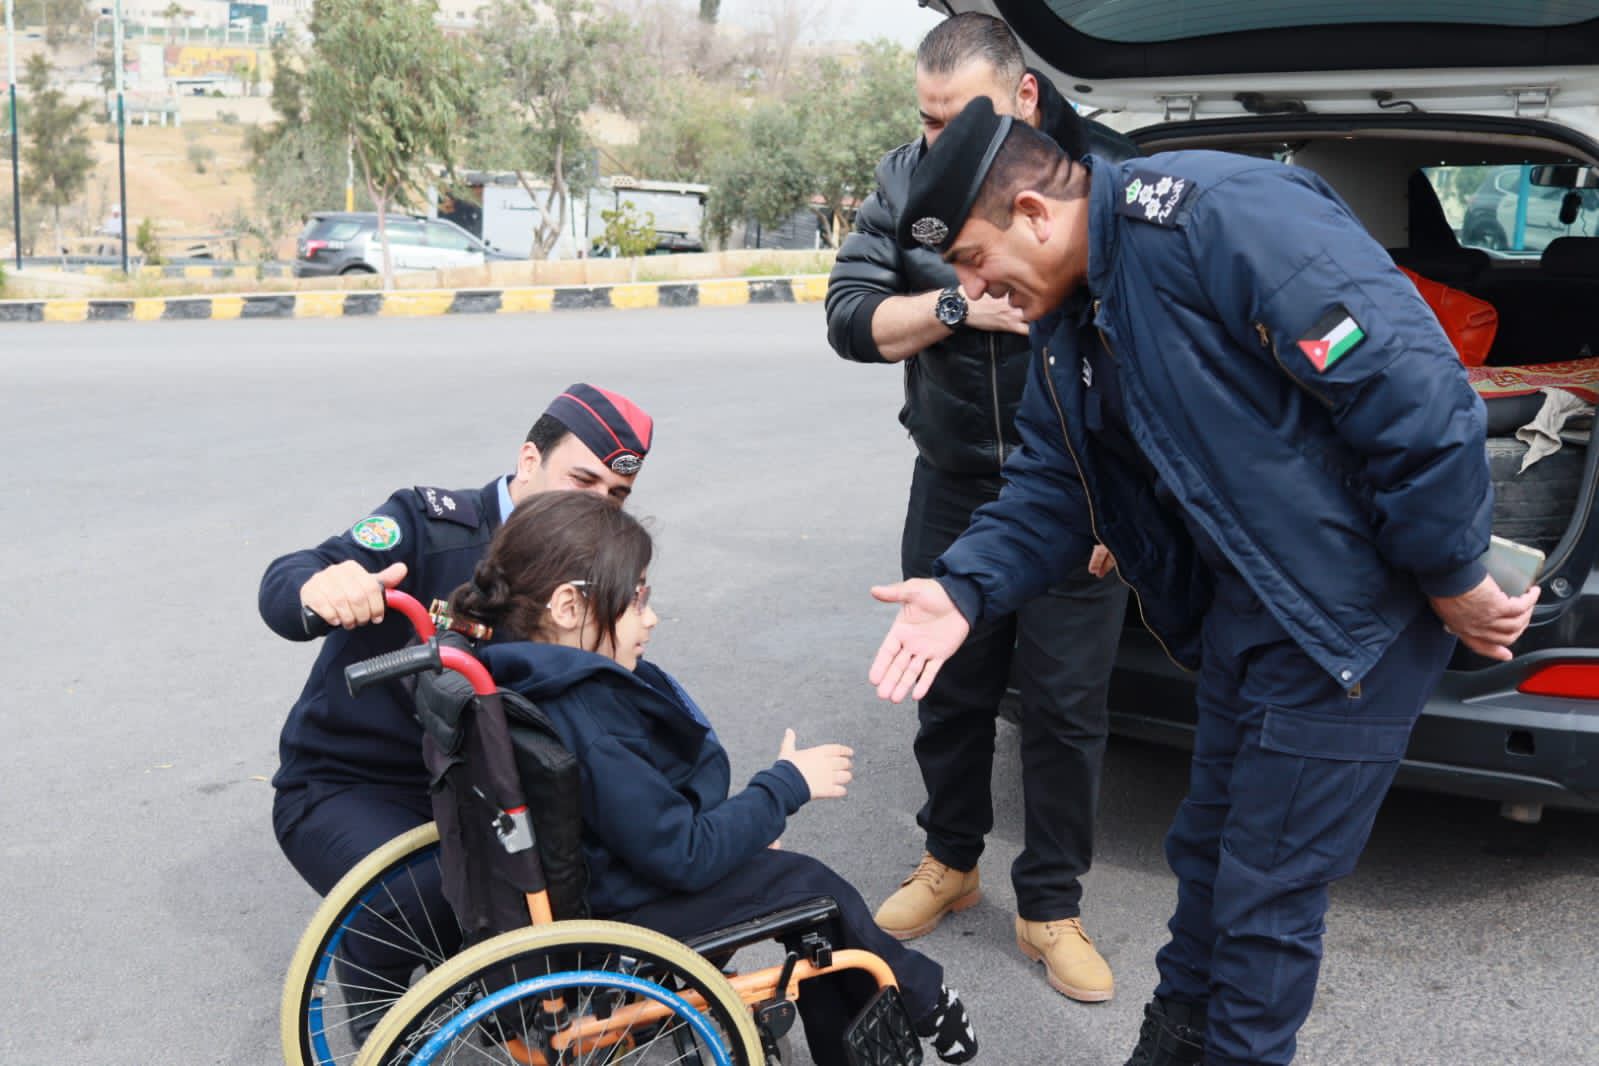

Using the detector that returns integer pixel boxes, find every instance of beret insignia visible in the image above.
[910,217,950,248]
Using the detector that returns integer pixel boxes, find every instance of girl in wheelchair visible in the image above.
[446,491,978,1066]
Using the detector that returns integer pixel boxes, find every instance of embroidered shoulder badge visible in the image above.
[350,515,402,551]
[1116,170,1197,228]
[1297,306,1365,373]
[415,485,479,527]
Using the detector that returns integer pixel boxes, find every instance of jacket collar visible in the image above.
[1085,155,1124,303]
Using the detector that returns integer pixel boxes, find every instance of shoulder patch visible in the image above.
[1297,305,1365,373]
[414,486,480,528]
[1116,170,1197,228]
[350,515,402,551]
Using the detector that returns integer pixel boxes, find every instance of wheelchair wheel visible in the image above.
[282,823,462,1066]
[354,920,765,1066]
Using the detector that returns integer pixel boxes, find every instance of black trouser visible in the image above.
[274,781,455,1001]
[902,457,1129,920]
[616,849,944,1066]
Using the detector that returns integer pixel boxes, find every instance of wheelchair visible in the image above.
[282,590,923,1066]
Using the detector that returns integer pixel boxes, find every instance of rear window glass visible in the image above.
[1043,1,1599,43]
[1423,164,1599,259]
[307,219,361,241]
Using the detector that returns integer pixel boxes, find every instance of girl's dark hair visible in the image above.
[449,492,653,651]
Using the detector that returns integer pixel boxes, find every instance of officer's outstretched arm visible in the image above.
[1185,166,1492,600]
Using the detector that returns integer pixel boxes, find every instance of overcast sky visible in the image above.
[715,0,946,46]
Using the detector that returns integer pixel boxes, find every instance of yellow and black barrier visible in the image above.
[0,275,830,325]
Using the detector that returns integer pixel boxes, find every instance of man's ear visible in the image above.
[1014,190,1052,243]
[1016,71,1040,125]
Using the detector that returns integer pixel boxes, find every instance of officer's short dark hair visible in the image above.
[525,414,571,458]
[917,12,1025,87]
[971,122,1085,230]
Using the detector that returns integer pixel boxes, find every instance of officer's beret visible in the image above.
[543,383,653,476]
[897,96,1014,255]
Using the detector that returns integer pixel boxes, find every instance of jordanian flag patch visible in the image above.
[1297,306,1365,373]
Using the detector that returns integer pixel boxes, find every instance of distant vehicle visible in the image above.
[292,213,517,278]
[1460,164,1599,254]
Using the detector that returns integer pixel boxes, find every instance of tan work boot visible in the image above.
[1016,916,1115,1002]
[873,853,982,940]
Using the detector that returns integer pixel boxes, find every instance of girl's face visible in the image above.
[591,578,657,671]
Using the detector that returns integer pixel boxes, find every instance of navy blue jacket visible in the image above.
[481,641,811,916]
[259,480,502,792]
[937,152,1491,686]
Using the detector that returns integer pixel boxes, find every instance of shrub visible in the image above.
[187,142,216,174]
[135,218,164,265]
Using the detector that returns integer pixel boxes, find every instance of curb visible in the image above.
[0,274,830,325]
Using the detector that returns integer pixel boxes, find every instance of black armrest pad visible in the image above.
[682,897,841,958]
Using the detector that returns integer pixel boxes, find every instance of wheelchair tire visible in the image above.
[281,822,462,1066]
[354,919,765,1066]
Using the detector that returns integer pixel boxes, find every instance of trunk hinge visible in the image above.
[1506,86,1555,118]
[1156,94,1200,122]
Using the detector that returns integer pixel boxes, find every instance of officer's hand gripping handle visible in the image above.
[300,605,332,638]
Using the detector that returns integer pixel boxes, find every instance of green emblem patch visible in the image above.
[351,515,402,551]
[1125,178,1143,204]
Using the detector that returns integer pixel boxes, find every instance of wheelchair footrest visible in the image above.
[843,986,923,1066]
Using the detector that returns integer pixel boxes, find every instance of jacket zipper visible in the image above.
[1257,321,1336,410]
[1044,313,1189,673]
[989,334,1005,466]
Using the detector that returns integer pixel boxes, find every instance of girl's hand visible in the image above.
[778,728,854,800]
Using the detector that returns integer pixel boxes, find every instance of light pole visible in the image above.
[6,0,21,270]
[113,0,128,273]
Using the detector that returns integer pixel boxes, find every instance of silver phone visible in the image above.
[1481,535,1546,597]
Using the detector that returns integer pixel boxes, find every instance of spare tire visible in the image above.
[1488,436,1586,553]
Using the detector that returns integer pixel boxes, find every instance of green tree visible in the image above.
[305,0,474,285]
[19,53,95,259]
[796,41,918,246]
[698,0,719,22]
[135,216,163,264]
[245,37,362,244]
[599,200,657,257]
[467,0,644,259]
[623,76,743,184]
[706,41,918,249]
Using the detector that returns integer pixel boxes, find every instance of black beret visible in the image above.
[897,96,1014,254]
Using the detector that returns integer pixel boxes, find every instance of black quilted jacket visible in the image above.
[825,75,1137,475]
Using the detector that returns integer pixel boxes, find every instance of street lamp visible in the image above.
[112,0,128,273]
[6,0,21,270]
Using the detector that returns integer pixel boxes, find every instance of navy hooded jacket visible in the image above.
[936,151,1492,687]
[480,641,811,916]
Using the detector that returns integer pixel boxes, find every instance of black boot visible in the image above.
[1124,996,1205,1066]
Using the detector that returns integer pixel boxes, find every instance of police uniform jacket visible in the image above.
[825,75,1136,476]
[935,151,1492,687]
[259,480,502,793]
[480,640,810,916]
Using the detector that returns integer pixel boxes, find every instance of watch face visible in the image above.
[936,290,966,327]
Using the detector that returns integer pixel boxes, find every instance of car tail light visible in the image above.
[303,239,328,259]
[1518,663,1599,699]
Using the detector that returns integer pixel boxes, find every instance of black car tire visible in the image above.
[1466,223,1508,251]
[1488,435,1586,553]
[339,263,376,275]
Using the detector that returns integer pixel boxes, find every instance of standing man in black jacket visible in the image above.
[825,12,1132,1004]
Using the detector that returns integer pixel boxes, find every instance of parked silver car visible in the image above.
[292,212,513,277]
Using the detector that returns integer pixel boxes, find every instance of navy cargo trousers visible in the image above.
[1152,567,1455,1066]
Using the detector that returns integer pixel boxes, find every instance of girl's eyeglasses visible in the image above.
[568,579,651,612]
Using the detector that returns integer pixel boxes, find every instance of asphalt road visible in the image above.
[2,306,1595,1066]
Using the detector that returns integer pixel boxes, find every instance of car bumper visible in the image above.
[1105,634,1599,813]
[292,260,339,278]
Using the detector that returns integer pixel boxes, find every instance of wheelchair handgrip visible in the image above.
[301,605,333,638]
[344,640,442,696]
